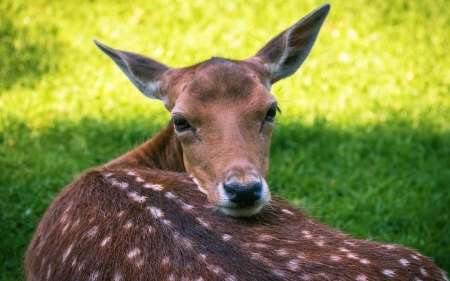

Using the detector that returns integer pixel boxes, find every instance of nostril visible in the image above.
[224,181,262,205]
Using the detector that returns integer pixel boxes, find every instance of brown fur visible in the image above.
[26,125,447,280]
[26,4,447,281]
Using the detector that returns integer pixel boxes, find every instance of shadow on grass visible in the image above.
[1,115,449,279]
[0,114,167,280]
[270,117,449,271]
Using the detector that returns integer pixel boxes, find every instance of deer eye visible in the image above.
[173,117,191,132]
[265,106,277,122]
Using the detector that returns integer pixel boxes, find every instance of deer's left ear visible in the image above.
[251,3,330,85]
[94,40,170,102]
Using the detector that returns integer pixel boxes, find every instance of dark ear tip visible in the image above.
[316,3,331,15]
[93,39,105,49]
[93,39,117,56]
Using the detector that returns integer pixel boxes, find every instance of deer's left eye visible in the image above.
[265,107,277,122]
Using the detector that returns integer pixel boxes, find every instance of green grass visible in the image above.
[1,0,449,279]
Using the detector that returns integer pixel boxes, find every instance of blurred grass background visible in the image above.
[1,0,449,279]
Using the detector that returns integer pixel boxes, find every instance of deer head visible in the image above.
[94,3,330,217]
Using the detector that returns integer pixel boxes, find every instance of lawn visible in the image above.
[1,0,449,279]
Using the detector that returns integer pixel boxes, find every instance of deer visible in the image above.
[25,3,447,281]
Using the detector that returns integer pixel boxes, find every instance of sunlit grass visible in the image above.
[1,0,449,279]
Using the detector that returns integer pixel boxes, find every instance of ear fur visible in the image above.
[93,40,169,102]
[253,3,331,85]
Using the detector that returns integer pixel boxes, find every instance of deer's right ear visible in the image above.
[94,40,169,102]
[252,3,330,85]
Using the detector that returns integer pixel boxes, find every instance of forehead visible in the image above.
[171,58,274,112]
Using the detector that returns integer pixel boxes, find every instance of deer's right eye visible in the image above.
[173,117,191,132]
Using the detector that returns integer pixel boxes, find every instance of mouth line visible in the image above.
[216,203,265,217]
[216,200,263,209]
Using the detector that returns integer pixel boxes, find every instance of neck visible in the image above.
[106,123,185,172]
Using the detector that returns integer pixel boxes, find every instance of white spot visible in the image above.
[196,217,209,227]
[210,265,224,275]
[222,234,232,241]
[135,177,145,182]
[287,259,299,270]
[89,271,99,281]
[195,278,205,281]
[60,213,69,224]
[134,258,145,267]
[276,249,288,256]
[162,219,172,226]
[382,244,396,250]
[180,201,194,210]
[143,183,164,191]
[127,248,141,259]
[63,244,73,262]
[315,241,325,246]
[225,276,237,281]
[442,272,449,281]
[282,209,294,215]
[124,221,133,229]
[251,253,261,260]
[382,269,395,277]
[301,230,310,235]
[168,275,175,281]
[148,206,164,218]
[182,238,193,249]
[86,226,98,238]
[47,265,51,279]
[62,222,71,234]
[344,240,356,245]
[146,225,154,233]
[101,236,111,247]
[249,243,267,249]
[128,192,147,202]
[199,253,207,261]
[73,218,80,227]
[399,258,409,266]
[356,274,368,281]
[347,253,358,259]
[77,261,85,272]
[271,269,285,277]
[411,254,419,260]
[117,211,125,218]
[110,178,128,189]
[297,253,306,259]
[165,192,177,199]
[414,278,423,281]
[300,273,311,280]
[126,171,136,176]
[360,259,370,264]
[105,172,113,177]
[258,234,273,241]
[339,247,350,252]
[420,267,428,276]
[330,255,341,261]
[162,256,170,265]
[114,272,122,281]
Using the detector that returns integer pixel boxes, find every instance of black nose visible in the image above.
[224,181,262,205]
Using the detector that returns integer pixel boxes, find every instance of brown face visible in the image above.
[94,3,330,216]
[167,59,277,216]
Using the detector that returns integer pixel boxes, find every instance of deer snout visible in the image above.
[215,167,271,217]
[224,181,262,205]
